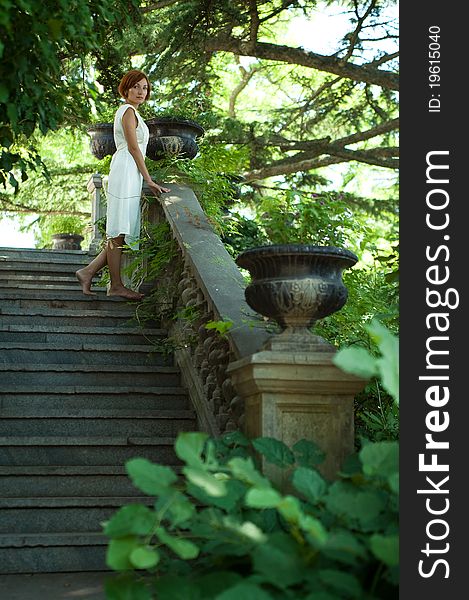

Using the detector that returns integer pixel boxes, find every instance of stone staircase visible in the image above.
[0,247,196,574]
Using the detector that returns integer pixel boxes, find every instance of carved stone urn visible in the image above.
[86,117,204,161]
[52,233,84,251]
[236,244,358,351]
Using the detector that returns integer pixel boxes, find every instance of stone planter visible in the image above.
[86,117,204,161]
[236,244,358,350]
[52,234,84,251]
[145,117,204,160]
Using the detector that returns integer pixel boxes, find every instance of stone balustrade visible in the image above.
[87,174,364,479]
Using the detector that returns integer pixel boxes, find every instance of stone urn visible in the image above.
[145,117,204,160]
[236,244,358,351]
[52,233,84,251]
[86,117,204,161]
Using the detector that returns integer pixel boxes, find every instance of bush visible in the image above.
[103,430,398,600]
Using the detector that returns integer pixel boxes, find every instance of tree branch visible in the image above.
[141,0,180,14]
[204,36,399,90]
[340,0,378,64]
[228,58,261,117]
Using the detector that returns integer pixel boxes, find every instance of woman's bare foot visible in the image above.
[76,269,97,296]
[107,285,145,301]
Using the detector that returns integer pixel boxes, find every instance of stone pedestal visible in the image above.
[227,348,365,483]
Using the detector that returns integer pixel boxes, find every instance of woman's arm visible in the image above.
[121,108,169,195]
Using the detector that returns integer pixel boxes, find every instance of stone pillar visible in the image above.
[87,173,105,256]
[227,344,365,483]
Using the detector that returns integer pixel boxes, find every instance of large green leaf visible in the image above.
[105,574,153,600]
[292,467,327,503]
[370,533,399,566]
[228,457,270,488]
[366,319,399,404]
[183,466,227,497]
[252,437,295,468]
[106,536,140,571]
[359,441,399,479]
[251,537,305,589]
[126,458,177,496]
[175,432,209,467]
[324,482,386,527]
[245,487,282,509]
[318,569,363,598]
[104,504,157,538]
[155,490,195,525]
[332,346,377,379]
[155,575,200,600]
[292,439,326,467]
[215,581,274,600]
[187,478,246,511]
[129,546,160,569]
[155,526,200,559]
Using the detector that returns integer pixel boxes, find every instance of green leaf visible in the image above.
[245,487,282,508]
[222,430,250,447]
[105,574,153,600]
[324,482,386,527]
[187,478,245,511]
[318,569,363,598]
[106,536,140,571]
[366,319,399,404]
[292,439,325,467]
[155,575,199,600]
[104,504,157,538]
[159,490,195,525]
[215,581,274,600]
[322,530,368,565]
[252,536,305,588]
[126,458,177,496]
[388,471,399,494]
[277,495,302,522]
[370,533,399,566]
[228,457,270,488]
[196,572,243,598]
[175,431,209,467]
[292,467,327,503]
[155,527,200,559]
[298,514,328,545]
[183,466,227,497]
[252,437,295,468]
[129,546,160,569]
[332,346,377,379]
[359,441,399,478]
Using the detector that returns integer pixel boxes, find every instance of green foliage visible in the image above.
[332,319,399,443]
[0,0,141,187]
[104,431,398,599]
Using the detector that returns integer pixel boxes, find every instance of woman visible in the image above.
[76,69,169,300]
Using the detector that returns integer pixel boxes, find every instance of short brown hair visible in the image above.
[118,70,151,101]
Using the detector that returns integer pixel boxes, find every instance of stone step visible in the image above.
[0,497,151,534]
[0,533,107,574]
[0,436,178,466]
[0,291,137,311]
[0,281,105,292]
[0,385,190,410]
[0,409,196,436]
[0,363,181,386]
[0,342,171,366]
[0,324,165,345]
[0,307,141,328]
[0,466,140,497]
[0,272,94,284]
[0,260,89,274]
[0,247,88,260]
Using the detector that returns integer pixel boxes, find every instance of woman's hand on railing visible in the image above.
[146,180,170,196]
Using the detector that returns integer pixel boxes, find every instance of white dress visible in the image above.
[105,104,149,250]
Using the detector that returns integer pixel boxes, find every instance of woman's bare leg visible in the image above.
[76,248,107,295]
[106,236,144,300]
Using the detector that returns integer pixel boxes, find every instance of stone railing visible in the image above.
[88,174,365,480]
